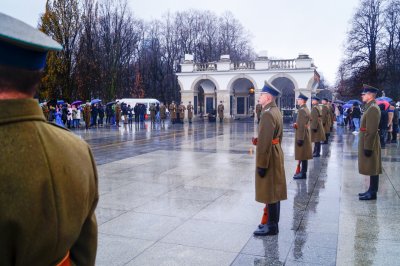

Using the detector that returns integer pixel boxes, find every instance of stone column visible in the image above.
[217,90,231,122]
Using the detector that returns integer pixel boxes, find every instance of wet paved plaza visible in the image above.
[74,121,400,265]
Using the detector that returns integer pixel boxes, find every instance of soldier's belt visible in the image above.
[272,138,279,145]
[56,252,70,266]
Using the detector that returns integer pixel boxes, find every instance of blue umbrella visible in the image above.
[57,100,64,105]
[343,104,353,109]
[346,99,362,105]
[90,99,102,105]
[376,96,393,102]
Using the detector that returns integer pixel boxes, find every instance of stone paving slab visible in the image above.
[70,121,400,265]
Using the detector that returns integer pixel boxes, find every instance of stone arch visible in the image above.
[307,76,319,90]
[268,73,299,90]
[227,74,259,92]
[190,75,220,93]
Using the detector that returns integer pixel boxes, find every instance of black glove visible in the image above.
[364,149,373,157]
[296,140,304,146]
[313,129,317,133]
[257,167,267,177]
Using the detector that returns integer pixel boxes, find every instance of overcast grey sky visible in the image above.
[3,0,360,85]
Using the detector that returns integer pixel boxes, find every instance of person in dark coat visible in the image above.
[391,101,399,143]
[352,102,361,133]
[378,103,388,149]
[98,104,104,127]
[61,104,68,125]
[90,103,98,127]
[134,103,140,123]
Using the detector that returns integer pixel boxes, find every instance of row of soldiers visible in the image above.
[252,81,382,237]
[153,100,225,124]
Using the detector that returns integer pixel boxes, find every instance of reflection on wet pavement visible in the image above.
[73,121,400,265]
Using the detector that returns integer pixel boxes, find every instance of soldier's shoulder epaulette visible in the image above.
[46,122,70,132]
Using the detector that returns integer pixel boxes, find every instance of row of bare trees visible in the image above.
[337,0,400,100]
[38,0,254,103]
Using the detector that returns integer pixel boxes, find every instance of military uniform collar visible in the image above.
[262,101,277,111]
[0,98,46,125]
[363,100,376,111]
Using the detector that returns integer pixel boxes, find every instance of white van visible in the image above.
[116,98,161,115]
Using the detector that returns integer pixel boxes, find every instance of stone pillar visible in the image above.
[217,90,231,122]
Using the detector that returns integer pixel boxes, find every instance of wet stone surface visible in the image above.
[72,121,400,265]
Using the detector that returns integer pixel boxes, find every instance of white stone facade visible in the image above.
[176,54,320,121]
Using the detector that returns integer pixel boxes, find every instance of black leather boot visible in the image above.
[359,175,379,200]
[294,161,307,179]
[253,202,279,236]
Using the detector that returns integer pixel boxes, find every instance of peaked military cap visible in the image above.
[361,84,379,94]
[261,81,281,96]
[0,12,62,70]
[311,96,320,101]
[297,93,308,101]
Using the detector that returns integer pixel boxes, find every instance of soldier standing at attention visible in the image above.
[169,101,177,124]
[358,85,382,200]
[84,101,91,129]
[187,101,194,124]
[0,12,98,265]
[255,101,262,124]
[179,101,186,124]
[320,98,331,144]
[293,93,313,179]
[115,101,121,127]
[149,103,156,124]
[253,81,287,236]
[218,101,224,122]
[310,96,326,157]
[159,102,167,126]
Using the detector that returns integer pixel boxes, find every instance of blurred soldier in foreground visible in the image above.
[0,12,98,265]
[253,81,287,236]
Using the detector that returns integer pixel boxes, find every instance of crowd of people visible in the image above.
[333,100,400,146]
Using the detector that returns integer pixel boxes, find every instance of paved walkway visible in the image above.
[74,121,400,265]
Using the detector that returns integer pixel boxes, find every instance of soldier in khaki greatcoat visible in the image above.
[149,103,156,123]
[252,81,287,236]
[217,101,224,122]
[0,13,98,265]
[169,101,177,124]
[358,85,382,200]
[115,102,122,127]
[320,98,331,144]
[84,101,91,129]
[178,102,186,124]
[310,96,326,157]
[293,93,313,179]
[159,102,167,125]
[187,101,194,123]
